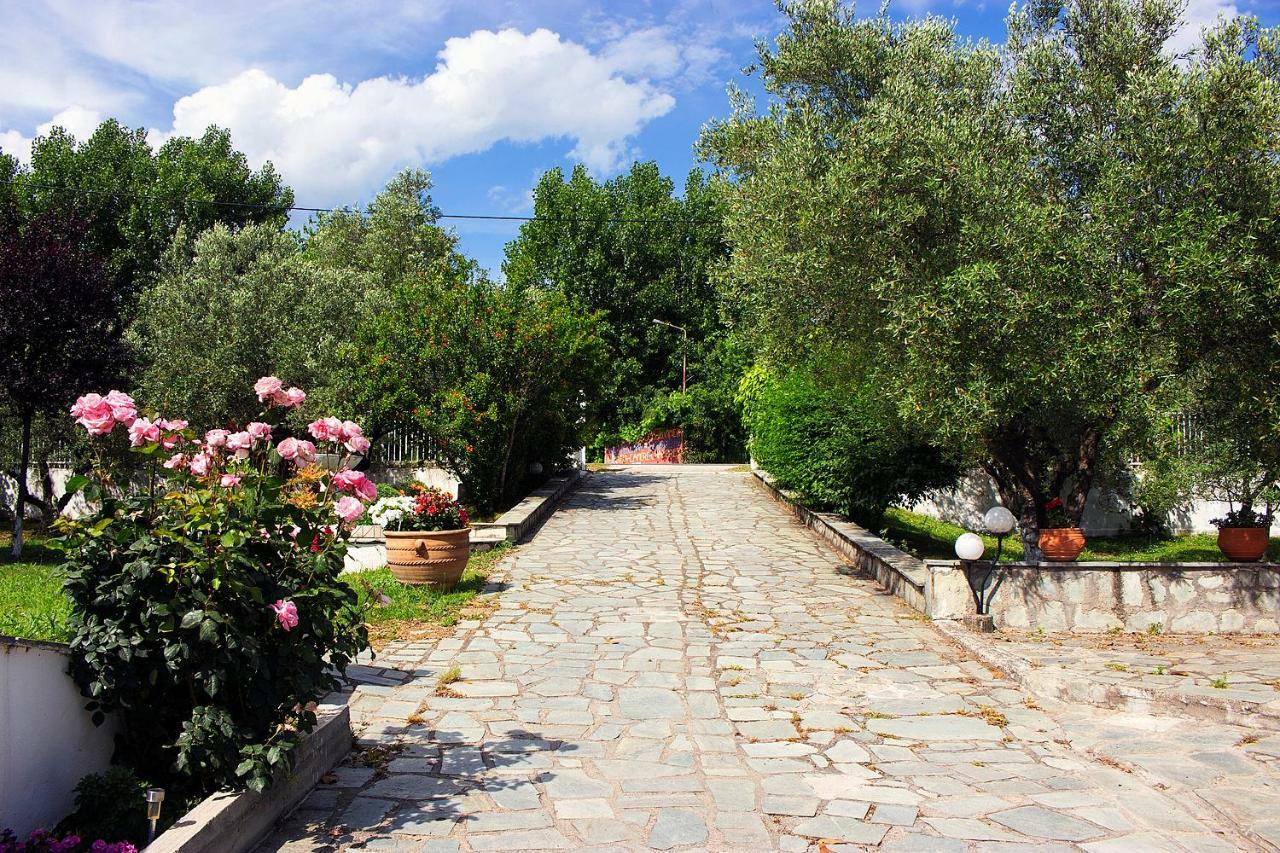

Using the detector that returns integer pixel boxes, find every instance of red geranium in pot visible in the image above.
[1038,496,1085,562]
[369,486,471,588]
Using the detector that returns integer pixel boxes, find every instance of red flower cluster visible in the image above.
[406,485,469,530]
[1045,497,1064,510]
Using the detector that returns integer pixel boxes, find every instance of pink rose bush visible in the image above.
[269,599,299,631]
[57,379,374,800]
[254,376,306,408]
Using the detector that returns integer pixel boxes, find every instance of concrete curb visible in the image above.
[935,619,1280,731]
[146,705,352,853]
[347,470,585,568]
[470,468,585,546]
[750,469,930,613]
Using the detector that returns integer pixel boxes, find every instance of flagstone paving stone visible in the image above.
[259,466,1276,851]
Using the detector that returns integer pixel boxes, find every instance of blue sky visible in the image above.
[1,0,1272,275]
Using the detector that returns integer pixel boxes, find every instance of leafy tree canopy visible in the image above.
[132,170,461,427]
[502,162,736,452]
[701,0,1280,554]
[353,269,608,515]
[0,211,131,553]
[5,121,292,302]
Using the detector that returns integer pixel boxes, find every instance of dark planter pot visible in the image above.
[1217,527,1269,562]
[384,528,470,589]
[1038,527,1086,562]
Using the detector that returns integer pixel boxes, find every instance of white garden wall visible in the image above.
[912,469,1237,536]
[0,465,94,521]
[0,638,117,836]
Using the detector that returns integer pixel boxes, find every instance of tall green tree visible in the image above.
[0,212,131,555]
[503,162,738,455]
[701,0,1280,556]
[354,270,608,515]
[132,170,458,426]
[9,121,293,303]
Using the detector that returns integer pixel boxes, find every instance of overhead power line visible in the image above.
[0,178,717,225]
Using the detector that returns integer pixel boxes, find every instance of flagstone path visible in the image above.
[260,466,1275,852]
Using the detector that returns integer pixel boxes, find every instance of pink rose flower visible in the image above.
[163,452,188,470]
[128,417,161,447]
[308,417,344,442]
[334,495,364,522]
[277,437,301,460]
[220,473,242,488]
[226,431,253,459]
[255,376,284,403]
[282,387,306,407]
[161,434,182,450]
[71,393,116,436]
[339,421,370,453]
[104,390,138,426]
[295,439,317,463]
[204,428,230,448]
[189,453,213,476]
[269,599,299,631]
[246,421,272,440]
[158,418,188,431]
[333,470,377,501]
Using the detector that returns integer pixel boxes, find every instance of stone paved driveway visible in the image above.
[262,466,1268,852]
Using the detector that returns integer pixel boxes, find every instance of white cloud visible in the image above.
[487,183,536,216]
[0,105,102,164]
[142,28,674,203]
[0,0,455,104]
[1167,0,1239,55]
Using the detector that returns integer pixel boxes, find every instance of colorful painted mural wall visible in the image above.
[605,428,685,464]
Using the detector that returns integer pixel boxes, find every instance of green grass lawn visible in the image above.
[881,507,1280,563]
[0,529,510,648]
[347,544,509,649]
[0,532,72,642]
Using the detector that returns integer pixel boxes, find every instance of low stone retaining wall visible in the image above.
[147,704,351,853]
[928,559,1280,633]
[345,470,584,572]
[751,469,928,612]
[0,637,117,836]
[752,468,1280,634]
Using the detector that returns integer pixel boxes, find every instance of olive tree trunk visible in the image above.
[11,410,32,559]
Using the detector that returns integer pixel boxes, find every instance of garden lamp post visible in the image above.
[954,506,1017,632]
[652,319,687,392]
[145,788,165,843]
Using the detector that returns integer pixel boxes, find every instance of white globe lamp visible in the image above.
[954,532,985,561]
[983,506,1016,536]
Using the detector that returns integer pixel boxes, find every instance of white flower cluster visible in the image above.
[369,495,416,531]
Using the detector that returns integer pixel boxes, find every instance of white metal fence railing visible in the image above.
[1169,411,1204,458]
[371,423,442,468]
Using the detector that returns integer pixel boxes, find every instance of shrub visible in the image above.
[354,274,607,515]
[631,385,747,463]
[56,381,373,799]
[739,366,959,526]
[57,767,149,848]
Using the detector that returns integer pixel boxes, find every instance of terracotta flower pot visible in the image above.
[384,528,470,589]
[1217,527,1269,562]
[1038,527,1085,562]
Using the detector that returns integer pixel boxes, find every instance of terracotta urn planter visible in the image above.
[1038,527,1086,562]
[384,528,470,589]
[1217,527,1269,562]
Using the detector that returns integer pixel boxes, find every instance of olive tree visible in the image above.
[701,0,1280,557]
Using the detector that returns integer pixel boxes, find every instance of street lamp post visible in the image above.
[954,506,1017,632]
[652,319,687,392]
